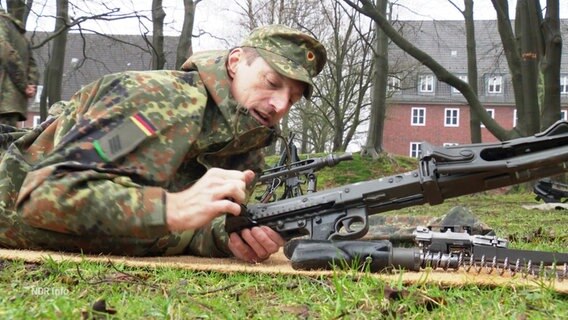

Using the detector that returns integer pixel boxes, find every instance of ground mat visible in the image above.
[0,248,566,293]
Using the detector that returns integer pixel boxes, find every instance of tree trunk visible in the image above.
[491,0,530,135]
[463,0,481,143]
[6,0,25,23]
[175,0,199,69]
[361,0,387,159]
[516,0,542,135]
[540,0,562,130]
[40,0,68,121]
[151,0,166,70]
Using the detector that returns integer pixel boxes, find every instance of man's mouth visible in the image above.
[250,109,272,127]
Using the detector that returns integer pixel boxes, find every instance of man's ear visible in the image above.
[227,48,243,78]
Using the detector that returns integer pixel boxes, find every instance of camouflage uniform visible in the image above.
[0,9,38,125]
[0,25,327,257]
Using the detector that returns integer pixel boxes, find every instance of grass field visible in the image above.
[1,154,567,319]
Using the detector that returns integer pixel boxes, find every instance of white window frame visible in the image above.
[411,107,426,126]
[34,85,44,103]
[452,75,468,93]
[561,76,568,94]
[444,108,460,127]
[387,76,401,92]
[418,75,435,93]
[32,115,41,127]
[561,110,567,121]
[410,142,422,158]
[487,76,503,94]
[481,108,495,128]
[513,109,517,127]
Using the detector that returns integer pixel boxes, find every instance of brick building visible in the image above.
[382,20,568,157]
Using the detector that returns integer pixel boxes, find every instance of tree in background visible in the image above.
[175,0,202,70]
[151,0,166,70]
[5,0,31,25]
[360,0,388,159]
[345,0,563,141]
[451,0,482,143]
[39,0,68,121]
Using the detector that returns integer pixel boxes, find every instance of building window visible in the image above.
[513,109,517,127]
[452,75,468,93]
[34,85,44,103]
[561,110,567,121]
[487,76,502,94]
[443,142,459,147]
[561,76,568,94]
[411,107,426,126]
[32,115,41,127]
[410,142,422,158]
[387,76,401,92]
[444,108,459,127]
[481,108,495,127]
[418,75,435,93]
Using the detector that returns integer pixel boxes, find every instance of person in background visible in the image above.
[0,8,38,126]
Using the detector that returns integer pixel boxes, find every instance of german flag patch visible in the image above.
[93,112,157,162]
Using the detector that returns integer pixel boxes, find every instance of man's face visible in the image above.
[228,49,306,127]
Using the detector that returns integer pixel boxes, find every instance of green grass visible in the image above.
[1,153,567,319]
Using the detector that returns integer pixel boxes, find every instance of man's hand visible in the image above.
[166,168,255,231]
[228,226,285,263]
[25,84,37,98]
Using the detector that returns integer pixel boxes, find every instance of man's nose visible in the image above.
[270,91,291,113]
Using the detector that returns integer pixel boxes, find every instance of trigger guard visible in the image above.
[329,210,369,240]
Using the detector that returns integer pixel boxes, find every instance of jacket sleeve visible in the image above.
[0,18,28,93]
[15,71,209,241]
[184,148,268,257]
[27,51,38,86]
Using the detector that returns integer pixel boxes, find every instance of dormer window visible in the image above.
[419,75,435,93]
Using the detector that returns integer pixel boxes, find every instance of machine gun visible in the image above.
[227,120,568,241]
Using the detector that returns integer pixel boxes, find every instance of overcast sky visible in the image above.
[2,0,567,51]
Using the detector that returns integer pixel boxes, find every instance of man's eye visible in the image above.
[265,75,280,88]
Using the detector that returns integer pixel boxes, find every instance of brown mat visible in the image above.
[0,248,566,294]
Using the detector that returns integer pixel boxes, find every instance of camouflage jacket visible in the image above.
[0,50,276,256]
[0,10,38,119]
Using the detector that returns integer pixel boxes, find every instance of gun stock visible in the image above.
[227,120,568,241]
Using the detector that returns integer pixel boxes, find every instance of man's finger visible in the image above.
[260,226,286,246]
[228,233,257,262]
[241,228,268,259]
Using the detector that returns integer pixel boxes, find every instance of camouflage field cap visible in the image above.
[240,24,327,98]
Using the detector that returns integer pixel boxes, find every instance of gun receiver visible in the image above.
[227,120,568,241]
